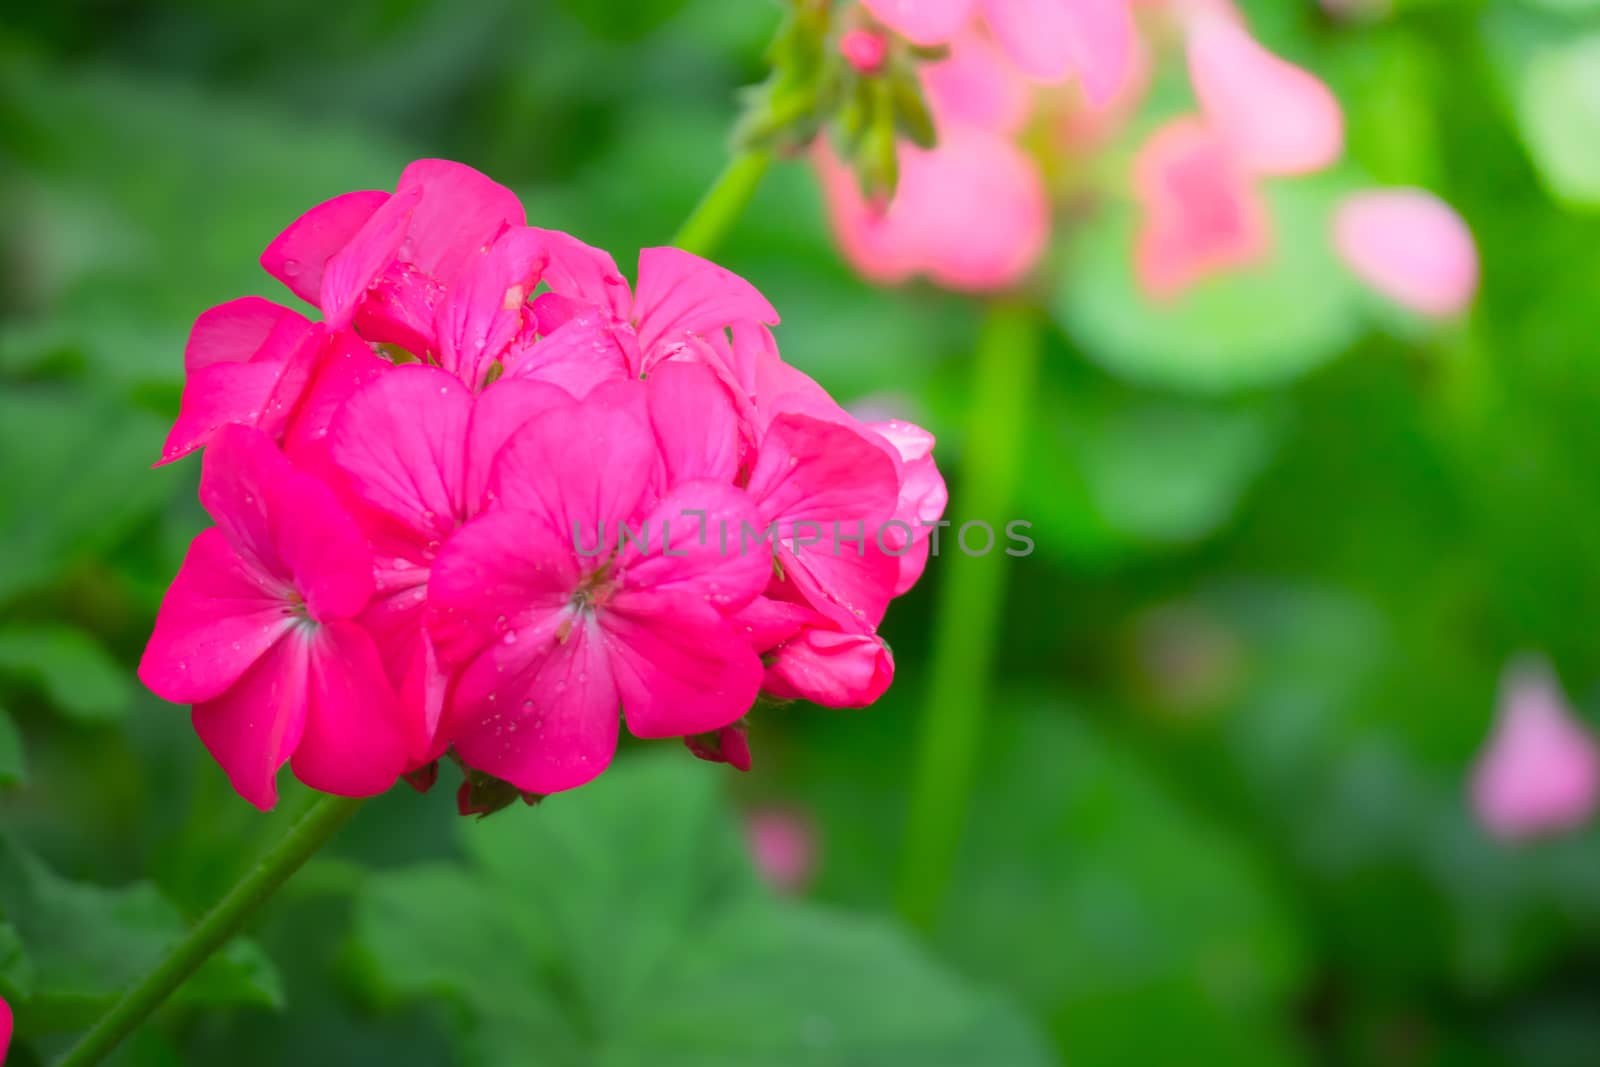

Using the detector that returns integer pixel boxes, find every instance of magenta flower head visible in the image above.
[1470,657,1600,842]
[141,160,945,810]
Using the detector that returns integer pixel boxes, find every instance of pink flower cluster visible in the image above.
[822,0,1478,316]
[139,160,944,810]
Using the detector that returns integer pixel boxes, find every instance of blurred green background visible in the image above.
[6,0,1600,1064]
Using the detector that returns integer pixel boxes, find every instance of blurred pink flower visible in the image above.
[1471,658,1600,841]
[745,807,818,892]
[863,0,1136,105]
[1185,10,1344,177]
[815,124,1048,292]
[1,993,10,1065]
[1133,117,1270,299]
[1333,189,1479,318]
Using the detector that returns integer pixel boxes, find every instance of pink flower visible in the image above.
[1471,658,1600,841]
[863,0,1136,106]
[326,365,572,762]
[1184,10,1344,177]
[815,126,1048,292]
[745,807,818,893]
[764,613,896,707]
[159,160,525,466]
[1133,117,1271,299]
[425,382,774,795]
[145,162,942,807]
[1,993,11,1066]
[139,425,411,810]
[1333,189,1479,318]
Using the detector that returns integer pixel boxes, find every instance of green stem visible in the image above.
[55,794,367,1067]
[671,149,773,258]
[896,302,1041,932]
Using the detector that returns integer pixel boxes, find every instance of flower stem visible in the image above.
[55,793,367,1067]
[896,301,1041,932]
[671,149,773,258]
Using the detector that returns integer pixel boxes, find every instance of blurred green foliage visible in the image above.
[4,0,1600,1064]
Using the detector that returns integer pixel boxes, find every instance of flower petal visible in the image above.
[200,425,375,620]
[320,184,425,330]
[633,247,779,355]
[487,384,655,548]
[1133,117,1272,299]
[646,359,742,484]
[184,297,310,372]
[464,378,577,513]
[290,619,412,797]
[425,509,584,669]
[192,632,309,811]
[502,309,637,398]
[329,364,473,540]
[617,479,771,612]
[764,625,895,707]
[602,590,764,739]
[139,527,296,705]
[450,607,620,795]
[747,414,903,631]
[1187,14,1344,176]
[861,0,975,46]
[260,190,389,307]
[981,0,1135,105]
[1333,189,1478,318]
[392,159,527,286]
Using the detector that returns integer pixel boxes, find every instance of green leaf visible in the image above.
[0,836,284,1036]
[0,385,176,604]
[0,708,24,788]
[353,756,1054,1067]
[0,624,132,722]
[0,920,33,1000]
[933,706,1312,1067]
[1056,177,1363,392]
[1514,33,1600,207]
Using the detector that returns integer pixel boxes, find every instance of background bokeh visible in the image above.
[5,0,1600,1064]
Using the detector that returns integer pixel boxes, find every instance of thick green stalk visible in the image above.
[896,302,1041,932]
[671,149,773,258]
[55,794,366,1067]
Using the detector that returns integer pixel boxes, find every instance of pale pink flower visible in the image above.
[1133,117,1271,299]
[745,808,819,893]
[1471,658,1600,841]
[815,126,1048,291]
[863,0,1136,106]
[139,425,411,810]
[1333,189,1479,318]
[1184,10,1344,177]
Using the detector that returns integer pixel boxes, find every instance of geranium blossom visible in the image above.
[142,160,944,807]
[825,0,1476,310]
